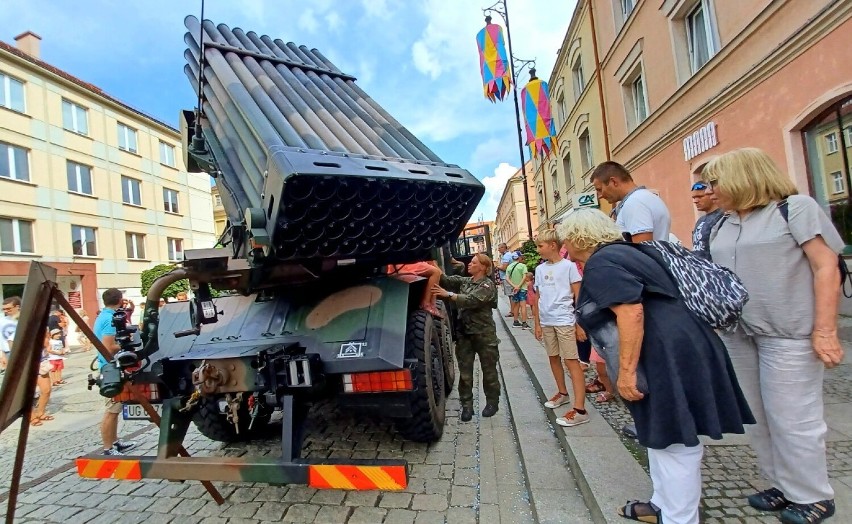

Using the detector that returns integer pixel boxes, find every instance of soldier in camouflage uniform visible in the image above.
[433,253,500,422]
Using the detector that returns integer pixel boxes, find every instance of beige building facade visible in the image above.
[531,0,611,234]
[591,0,852,245]
[0,32,216,315]
[494,162,539,250]
[211,184,227,238]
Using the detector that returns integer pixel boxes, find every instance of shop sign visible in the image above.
[572,192,598,209]
[683,122,718,161]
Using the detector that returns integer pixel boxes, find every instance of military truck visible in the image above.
[76,16,487,490]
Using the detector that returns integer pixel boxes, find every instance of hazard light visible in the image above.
[112,383,160,403]
[342,370,413,393]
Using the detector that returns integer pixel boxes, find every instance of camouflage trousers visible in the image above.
[456,333,500,407]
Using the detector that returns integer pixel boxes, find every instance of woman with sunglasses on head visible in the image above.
[706,148,843,524]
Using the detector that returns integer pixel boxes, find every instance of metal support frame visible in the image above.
[483,0,536,240]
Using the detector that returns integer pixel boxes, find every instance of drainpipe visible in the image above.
[588,0,611,161]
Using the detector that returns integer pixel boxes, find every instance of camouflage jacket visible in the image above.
[440,275,498,336]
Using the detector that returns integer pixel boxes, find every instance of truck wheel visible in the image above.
[437,304,455,396]
[396,310,446,442]
[192,397,270,443]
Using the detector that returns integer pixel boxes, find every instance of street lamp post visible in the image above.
[483,0,535,240]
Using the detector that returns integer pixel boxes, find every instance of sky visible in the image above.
[4,0,576,221]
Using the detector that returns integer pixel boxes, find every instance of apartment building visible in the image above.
[211,184,227,238]
[531,0,610,234]
[592,0,852,244]
[494,163,540,250]
[0,32,216,315]
[463,220,494,255]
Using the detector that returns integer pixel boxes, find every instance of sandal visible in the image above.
[39,414,55,421]
[596,391,616,403]
[779,499,835,524]
[585,379,605,393]
[618,500,660,523]
[29,418,43,426]
[747,487,789,511]
[55,380,67,385]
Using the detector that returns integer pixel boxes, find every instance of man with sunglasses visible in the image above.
[690,180,723,260]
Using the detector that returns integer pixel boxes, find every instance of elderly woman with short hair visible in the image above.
[559,209,753,524]
[706,148,843,524]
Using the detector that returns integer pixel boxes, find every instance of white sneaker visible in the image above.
[556,409,590,427]
[543,392,570,409]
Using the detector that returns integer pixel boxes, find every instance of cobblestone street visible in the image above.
[0,346,547,523]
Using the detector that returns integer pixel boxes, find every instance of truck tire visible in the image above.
[396,310,446,442]
[192,397,270,443]
[437,304,455,396]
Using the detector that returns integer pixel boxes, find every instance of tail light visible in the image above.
[342,370,413,393]
[112,383,160,403]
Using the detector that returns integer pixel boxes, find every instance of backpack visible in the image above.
[625,241,749,330]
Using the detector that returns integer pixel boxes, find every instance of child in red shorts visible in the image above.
[47,328,67,386]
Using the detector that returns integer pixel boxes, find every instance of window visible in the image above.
[159,141,176,167]
[126,232,146,260]
[562,154,573,190]
[0,72,25,112]
[621,0,635,18]
[214,193,222,207]
[551,171,559,201]
[845,126,852,147]
[0,217,34,253]
[572,58,585,101]
[66,161,93,195]
[167,237,184,262]
[71,225,97,257]
[62,99,88,135]
[579,130,593,173]
[686,1,715,73]
[832,172,844,194]
[121,176,142,206]
[536,184,545,217]
[0,142,29,182]
[632,74,648,124]
[163,188,180,214]
[118,123,138,153]
[826,133,838,154]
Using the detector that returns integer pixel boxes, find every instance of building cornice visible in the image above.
[0,41,180,137]
[616,0,850,171]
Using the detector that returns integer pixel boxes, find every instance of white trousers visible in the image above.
[720,331,834,503]
[648,443,703,524]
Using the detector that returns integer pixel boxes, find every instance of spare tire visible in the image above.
[191,396,270,443]
[395,310,446,442]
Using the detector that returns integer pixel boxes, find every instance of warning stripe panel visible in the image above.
[308,464,407,490]
[76,458,142,480]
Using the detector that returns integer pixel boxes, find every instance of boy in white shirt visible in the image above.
[533,229,589,427]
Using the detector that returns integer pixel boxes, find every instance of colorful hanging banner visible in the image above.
[475,22,512,102]
[522,77,558,158]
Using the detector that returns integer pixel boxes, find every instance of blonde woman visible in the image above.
[560,209,752,524]
[706,148,842,524]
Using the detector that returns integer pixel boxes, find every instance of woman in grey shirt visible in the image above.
[707,148,843,524]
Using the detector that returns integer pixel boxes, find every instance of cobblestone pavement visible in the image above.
[584,322,852,523]
[0,348,537,523]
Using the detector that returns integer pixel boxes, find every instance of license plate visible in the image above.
[122,403,162,420]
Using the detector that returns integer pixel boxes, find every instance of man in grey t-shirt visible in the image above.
[591,161,671,243]
[690,180,723,260]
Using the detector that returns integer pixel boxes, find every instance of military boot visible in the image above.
[481,403,499,417]
[460,406,473,422]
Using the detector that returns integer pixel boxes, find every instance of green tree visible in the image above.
[140,264,189,299]
[520,239,541,272]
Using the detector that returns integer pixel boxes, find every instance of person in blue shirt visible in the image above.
[94,288,137,456]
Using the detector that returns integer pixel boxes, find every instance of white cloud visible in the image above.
[474,162,519,220]
[298,9,319,33]
[325,11,343,32]
[469,137,512,171]
[411,41,441,79]
[361,0,392,19]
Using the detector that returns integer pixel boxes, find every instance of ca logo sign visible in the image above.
[577,194,596,207]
